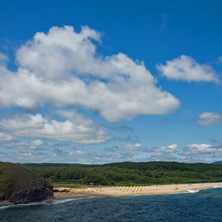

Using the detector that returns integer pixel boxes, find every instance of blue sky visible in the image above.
[0,0,222,164]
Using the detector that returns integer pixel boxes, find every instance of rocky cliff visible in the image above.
[0,162,53,204]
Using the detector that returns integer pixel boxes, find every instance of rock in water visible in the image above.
[0,162,53,204]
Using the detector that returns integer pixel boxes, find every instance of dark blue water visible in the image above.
[1,188,222,222]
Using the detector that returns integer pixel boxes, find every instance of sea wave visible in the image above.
[0,199,79,210]
[49,195,105,205]
[184,189,199,193]
[0,201,43,210]
[48,198,81,205]
[0,205,12,210]
[0,195,105,210]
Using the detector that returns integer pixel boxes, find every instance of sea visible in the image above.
[1,187,222,222]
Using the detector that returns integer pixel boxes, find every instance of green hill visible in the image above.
[0,162,53,204]
[0,162,38,196]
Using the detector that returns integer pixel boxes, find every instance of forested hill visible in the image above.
[24,161,222,186]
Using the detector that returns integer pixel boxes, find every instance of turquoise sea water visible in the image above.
[1,188,222,222]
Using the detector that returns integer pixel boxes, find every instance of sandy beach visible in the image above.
[53,182,222,200]
[1,182,221,207]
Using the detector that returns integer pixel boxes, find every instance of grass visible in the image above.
[0,162,39,195]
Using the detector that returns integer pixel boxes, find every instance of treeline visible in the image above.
[24,161,222,186]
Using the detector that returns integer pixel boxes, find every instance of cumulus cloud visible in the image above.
[0,148,137,164]
[0,132,15,141]
[194,112,222,126]
[150,153,179,162]
[0,139,44,150]
[141,142,222,162]
[183,144,222,161]
[184,144,222,154]
[106,143,142,152]
[0,113,110,144]
[73,146,84,150]
[10,151,48,162]
[0,52,8,65]
[157,55,219,83]
[0,25,179,122]
[153,144,180,153]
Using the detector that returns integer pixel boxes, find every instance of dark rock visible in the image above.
[0,193,5,202]
[10,178,53,204]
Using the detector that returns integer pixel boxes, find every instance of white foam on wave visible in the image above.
[0,201,44,210]
[46,196,102,206]
[1,195,109,210]
[48,198,79,205]
[184,189,199,194]
[0,198,83,210]
[213,186,222,188]
[0,205,12,210]
[0,197,95,210]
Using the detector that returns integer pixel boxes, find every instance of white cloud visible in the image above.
[106,143,142,152]
[0,132,15,141]
[33,139,43,146]
[153,144,179,153]
[0,139,44,150]
[0,52,8,65]
[194,112,222,126]
[182,143,222,162]
[73,146,84,150]
[53,149,138,164]
[0,25,180,122]
[52,149,137,164]
[157,55,219,83]
[184,144,222,154]
[150,153,179,162]
[0,148,137,164]
[0,113,110,144]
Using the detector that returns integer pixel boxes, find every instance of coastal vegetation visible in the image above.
[0,162,53,204]
[24,161,222,187]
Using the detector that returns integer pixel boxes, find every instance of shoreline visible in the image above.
[53,182,222,200]
[1,182,221,207]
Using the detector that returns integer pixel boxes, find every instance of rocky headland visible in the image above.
[0,162,53,205]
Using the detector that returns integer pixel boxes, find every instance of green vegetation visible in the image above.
[24,161,222,187]
[0,162,54,204]
[0,162,38,196]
